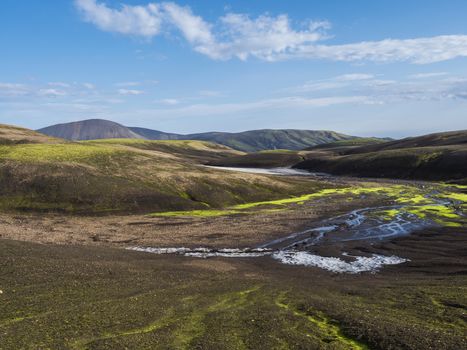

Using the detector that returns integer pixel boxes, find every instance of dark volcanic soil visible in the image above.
[0,174,466,349]
[0,227,466,350]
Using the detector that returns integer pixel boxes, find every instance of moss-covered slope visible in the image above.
[0,128,322,214]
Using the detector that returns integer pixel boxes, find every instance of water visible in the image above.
[128,167,461,273]
[204,166,325,177]
[127,203,426,273]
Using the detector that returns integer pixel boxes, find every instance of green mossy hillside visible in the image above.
[0,140,322,214]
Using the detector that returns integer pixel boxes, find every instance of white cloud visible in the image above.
[199,90,222,97]
[282,35,467,64]
[118,88,145,95]
[288,73,375,92]
[291,81,348,93]
[75,1,467,64]
[162,6,330,60]
[0,83,29,96]
[158,98,180,105]
[48,82,71,87]
[285,73,467,105]
[203,13,329,60]
[354,75,467,103]
[335,73,374,81]
[364,79,396,87]
[75,0,162,37]
[115,81,141,87]
[139,95,372,119]
[409,72,448,79]
[162,2,218,57]
[0,82,98,98]
[82,83,95,89]
[37,89,67,97]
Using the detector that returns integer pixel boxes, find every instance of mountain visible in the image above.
[38,119,144,141]
[129,127,359,152]
[178,129,354,152]
[294,130,467,182]
[38,119,357,152]
[128,127,181,140]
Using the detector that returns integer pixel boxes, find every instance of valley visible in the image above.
[0,123,466,349]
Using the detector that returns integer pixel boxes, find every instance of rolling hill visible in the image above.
[38,119,357,152]
[343,129,467,154]
[209,130,467,182]
[1,123,325,214]
[0,123,62,145]
[295,130,467,182]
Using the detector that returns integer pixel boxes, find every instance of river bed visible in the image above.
[129,167,464,273]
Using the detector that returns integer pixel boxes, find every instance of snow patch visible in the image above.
[129,246,408,274]
[128,247,272,258]
[272,251,408,273]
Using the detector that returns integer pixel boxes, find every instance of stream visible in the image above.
[129,167,459,274]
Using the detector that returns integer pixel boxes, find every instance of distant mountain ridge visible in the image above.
[38,119,358,152]
[38,119,143,141]
[176,129,352,152]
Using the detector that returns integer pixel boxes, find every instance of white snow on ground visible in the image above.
[130,247,192,254]
[185,251,270,258]
[128,246,408,273]
[128,247,272,258]
[272,251,409,273]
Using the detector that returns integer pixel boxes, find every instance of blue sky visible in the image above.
[1,0,467,137]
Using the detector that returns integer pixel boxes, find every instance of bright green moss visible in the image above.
[70,314,173,350]
[275,294,368,350]
[231,185,416,210]
[232,193,320,209]
[150,185,431,217]
[440,192,467,203]
[406,205,461,219]
[405,205,463,226]
[150,183,464,224]
[0,143,124,163]
[396,194,431,205]
[379,209,401,219]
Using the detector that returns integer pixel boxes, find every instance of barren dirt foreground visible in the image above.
[1,175,466,349]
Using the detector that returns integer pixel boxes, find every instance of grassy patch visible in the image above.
[0,143,127,163]
[395,194,431,205]
[406,205,463,227]
[232,185,422,210]
[149,184,466,227]
[0,139,325,214]
[275,294,368,350]
[440,192,467,203]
